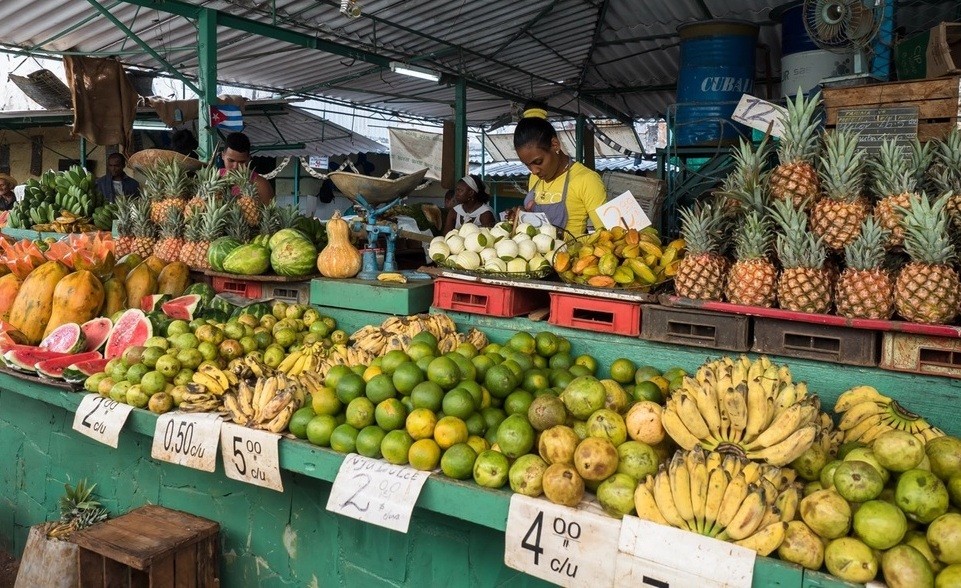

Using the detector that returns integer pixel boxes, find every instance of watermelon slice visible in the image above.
[39,323,86,354]
[35,350,102,379]
[104,309,153,360]
[141,294,172,312]
[81,318,113,352]
[62,357,111,384]
[3,347,72,372]
[161,294,203,321]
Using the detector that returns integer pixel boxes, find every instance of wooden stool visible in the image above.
[70,505,220,587]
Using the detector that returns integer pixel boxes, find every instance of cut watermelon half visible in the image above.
[62,357,111,384]
[104,309,153,360]
[161,294,203,321]
[4,348,72,372]
[39,323,86,354]
[141,294,171,312]
[81,318,113,352]
[35,350,102,379]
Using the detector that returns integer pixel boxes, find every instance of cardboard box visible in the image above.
[896,22,961,80]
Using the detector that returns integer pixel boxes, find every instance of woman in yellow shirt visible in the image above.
[513,108,606,237]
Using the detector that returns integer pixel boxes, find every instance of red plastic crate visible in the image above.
[548,292,642,336]
[212,276,263,299]
[432,278,547,317]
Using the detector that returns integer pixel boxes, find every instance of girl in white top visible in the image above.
[443,174,496,232]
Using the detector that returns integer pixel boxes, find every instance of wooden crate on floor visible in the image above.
[822,76,961,142]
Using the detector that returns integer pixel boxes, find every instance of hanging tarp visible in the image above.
[388,128,443,180]
[62,56,138,153]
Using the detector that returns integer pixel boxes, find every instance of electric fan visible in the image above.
[802,0,885,82]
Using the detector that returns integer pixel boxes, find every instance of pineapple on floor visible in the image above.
[130,198,157,259]
[226,163,261,226]
[113,193,135,258]
[930,128,961,228]
[894,195,960,324]
[185,165,227,219]
[769,91,822,210]
[810,130,870,251]
[770,199,832,314]
[674,202,728,301]
[725,211,777,307]
[154,208,185,263]
[869,138,929,248]
[836,217,894,319]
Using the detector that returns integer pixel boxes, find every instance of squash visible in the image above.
[125,262,158,312]
[157,261,190,296]
[7,261,70,344]
[100,278,128,317]
[316,211,362,279]
[43,270,105,338]
[0,273,22,321]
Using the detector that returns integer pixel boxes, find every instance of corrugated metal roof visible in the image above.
[477,157,657,178]
[0,0,956,124]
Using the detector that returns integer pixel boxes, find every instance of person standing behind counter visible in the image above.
[442,174,496,232]
[514,107,606,238]
[95,153,140,202]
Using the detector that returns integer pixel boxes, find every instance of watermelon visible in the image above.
[141,293,172,312]
[199,308,229,323]
[81,318,113,352]
[146,311,173,337]
[270,231,317,277]
[252,234,271,248]
[231,302,272,320]
[207,295,236,315]
[39,323,86,354]
[35,350,102,379]
[62,357,111,384]
[223,244,270,275]
[208,237,242,272]
[161,294,203,321]
[4,348,72,372]
[183,282,216,307]
[104,309,153,360]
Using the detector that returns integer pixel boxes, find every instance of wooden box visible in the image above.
[71,505,219,587]
[822,76,961,142]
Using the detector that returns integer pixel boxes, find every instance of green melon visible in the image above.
[223,244,271,275]
[270,232,317,277]
[208,237,242,272]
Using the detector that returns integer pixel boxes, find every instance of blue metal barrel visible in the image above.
[674,20,759,146]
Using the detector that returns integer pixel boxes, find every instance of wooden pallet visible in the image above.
[822,76,961,142]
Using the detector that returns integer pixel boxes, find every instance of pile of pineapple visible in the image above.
[674,91,961,325]
[115,161,291,269]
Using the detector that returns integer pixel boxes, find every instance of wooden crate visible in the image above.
[822,76,961,142]
[71,504,219,587]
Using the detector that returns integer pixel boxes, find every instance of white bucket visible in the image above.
[781,49,854,97]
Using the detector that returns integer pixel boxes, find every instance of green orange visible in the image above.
[410,381,445,411]
[392,361,425,395]
[441,443,478,480]
[356,425,387,458]
[442,387,477,420]
[365,373,397,403]
[375,398,408,431]
[427,356,461,390]
[534,331,560,357]
[409,439,441,471]
[329,423,359,453]
[609,358,637,384]
[406,408,438,440]
[306,415,338,447]
[335,372,366,404]
[434,416,469,449]
[311,385,342,416]
[381,430,414,465]
[484,364,517,399]
[345,397,376,429]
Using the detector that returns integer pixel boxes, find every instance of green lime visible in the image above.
[356,426,387,458]
[504,389,534,416]
[457,381,485,408]
[548,352,573,370]
[507,332,536,355]
[609,358,637,384]
[407,341,435,361]
[392,362,425,395]
[336,373,366,404]
[306,415,338,447]
[445,352,477,382]
[633,380,664,403]
[311,386,342,416]
[410,330,438,348]
[484,364,517,399]
[427,356,461,390]
[365,373,397,403]
[464,412,486,437]
[381,349,411,374]
[442,387,476,420]
[550,368,574,389]
[329,424,359,453]
[534,332,559,357]
[522,369,550,393]
[345,397,376,429]
[470,355,494,380]
[325,364,353,390]
[289,407,316,439]
[415,355,435,373]
[569,364,592,378]
[441,443,478,480]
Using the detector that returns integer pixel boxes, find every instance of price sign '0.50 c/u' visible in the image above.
[150,412,222,472]
[220,422,283,492]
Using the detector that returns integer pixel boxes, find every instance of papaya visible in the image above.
[588,275,616,288]
[157,261,190,296]
[126,262,158,312]
[0,273,22,321]
[143,255,166,276]
[43,270,105,338]
[101,278,128,317]
[112,253,142,283]
[7,260,70,344]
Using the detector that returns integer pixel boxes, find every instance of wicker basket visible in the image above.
[127,149,204,172]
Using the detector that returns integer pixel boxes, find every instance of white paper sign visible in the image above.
[72,394,134,448]
[504,494,620,588]
[596,191,652,231]
[732,94,787,138]
[517,212,552,228]
[220,422,283,492]
[326,453,431,533]
[151,412,223,472]
[388,127,444,180]
[614,516,756,588]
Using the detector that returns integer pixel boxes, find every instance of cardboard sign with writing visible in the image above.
[837,106,919,153]
[732,94,786,138]
[596,191,652,231]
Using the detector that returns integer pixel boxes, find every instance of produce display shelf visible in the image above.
[548,291,642,337]
[203,270,323,283]
[1,227,109,241]
[659,295,961,339]
[881,332,961,379]
[752,317,880,367]
[310,277,434,315]
[432,278,548,318]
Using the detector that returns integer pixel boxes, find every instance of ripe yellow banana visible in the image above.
[744,378,771,442]
[842,413,885,444]
[674,395,713,440]
[669,454,695,526]
[377,272,407,283]
[259,390,294,423]
[277,349,302,373]
[199,364,231,389]
[834,385,889,413]
[703,467,730,537]
[734,521,788,556]
[740,461,763,486]
[660,405,701,450]
[653,468,687,529]
[837,400,886,431]
[237,382,255,417]
[715,474,749,531]
[774,383,798,414]
[192,372,226,395]
[775,486,800,522]
[691,384,722,436]
[746,403,807,450]
[634,481,669,525]
[257,403,295,433]
[687,450,708,533]
[223,393,249,425]
[753,425,818,467]
[718,486,766,541]
[723,387,748,443]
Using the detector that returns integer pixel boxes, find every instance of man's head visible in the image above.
[106,153,126,179]
[223,132,252,171]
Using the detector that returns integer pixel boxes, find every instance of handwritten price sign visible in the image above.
[326,454,430,533]
[151,412,222,472]
[732,94,787,138]
[220,422,284,492]
[72,394,133,448]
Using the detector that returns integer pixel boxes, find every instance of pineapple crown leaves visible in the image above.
[678,201,726,255]
[778,90,823,164]
[930,129,961,195]
[183,209,204,241]
[896,193,957,265]
[224,201,252,242]
[161,160,192,198]
[131,199,156,238]
[909,138,935,184]
[159,206,184,238]
[843,216,890,271]
[769,199,827,269]
[276,204,301,230]
[258,200,281,234]
[869,138,916,197]
[818,130,866,202]
[733,210,774,261]
[58,479,102,519]
[195,165,228,198]
[200,196,229,239]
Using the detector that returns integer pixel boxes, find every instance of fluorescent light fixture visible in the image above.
[389,62,440,82]
[132,120,172,131]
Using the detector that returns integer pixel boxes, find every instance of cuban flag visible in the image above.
[211,104,244,132]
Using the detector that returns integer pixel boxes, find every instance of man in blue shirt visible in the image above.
[95,153,140,202]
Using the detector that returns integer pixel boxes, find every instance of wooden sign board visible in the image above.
[836,106,919,153]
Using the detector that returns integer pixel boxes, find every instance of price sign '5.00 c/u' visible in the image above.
[220,422,283,492]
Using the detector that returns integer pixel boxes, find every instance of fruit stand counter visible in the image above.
[4,308,961,587]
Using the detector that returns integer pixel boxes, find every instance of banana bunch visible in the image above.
[277,341,328,376]
[190,363,239,396]
[834,385,945,445]
[312,344,376,379]
[351,314,484,356]
[178,383,224,412]
[661,355,825,467]
[634,447,799,556]
[223,373,306,432]
[92,204,118,231]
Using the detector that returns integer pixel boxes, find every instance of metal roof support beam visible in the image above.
[454,77,468,181]
[493,0,560,54]
[84,0,201,95]
[197,8,217,159]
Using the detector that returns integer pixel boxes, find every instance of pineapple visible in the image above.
[725,211,777,307]
[151,160,190,223]
[836,217,894,319]
[930,128,961,228]
[810,130,870,251]
[718,136,771,214]
[113,193,135,257]
[276,204,301,231]
[180,212,204,269]
[185,165,227,219]
[769,91,822,210]
[894,195,960,324]
[189,196,228,270]
[224,200,252,244]
[673,202,728,301]
[154,207,185,263]
[130,198,156,259]
[870,138,929,248]
[227,163,261,226]
[46,479,108,541]
[259,200,281,236]
[771,199,832,313]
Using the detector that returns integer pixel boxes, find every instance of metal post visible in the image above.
[79,136,87,169]
[454,78,467,181]
[575,115,585,163]
[293,159,301,207]
[197,8,218,160]
[872,0,894,81]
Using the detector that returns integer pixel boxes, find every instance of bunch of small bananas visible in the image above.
[278,341,328,376]
[834,385,944,445]
[634,447,800,556]
[437,328,488,354]
[351,313,459,355]
[661,355,825,467]
[223,373,306,432]
[190,363,239,396]
[312,344,376,380]
[178,384,224,413]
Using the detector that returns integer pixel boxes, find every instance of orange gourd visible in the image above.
[316,211,362,279]
[7,260,70,344]
[43,270,105,338]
